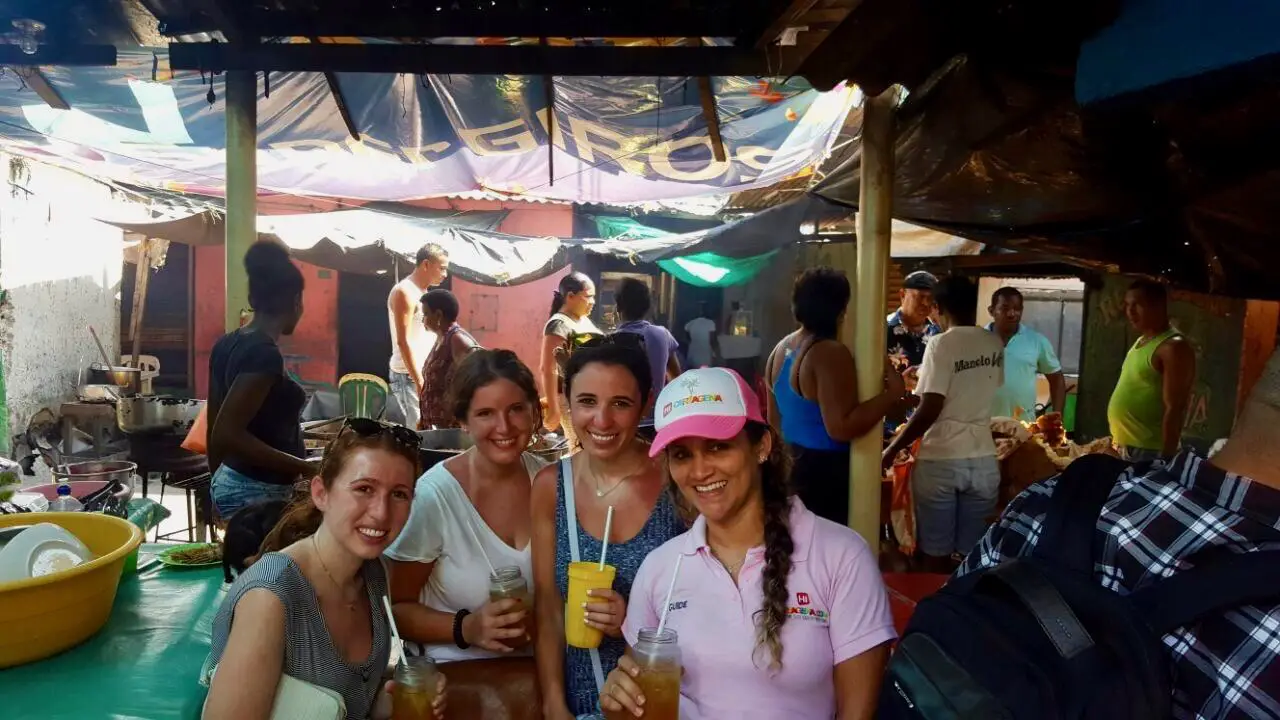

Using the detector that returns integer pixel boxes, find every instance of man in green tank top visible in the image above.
[1106,280,1196,462]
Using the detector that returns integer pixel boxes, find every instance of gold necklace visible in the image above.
[312,535,362,612]
[588,455,646,498]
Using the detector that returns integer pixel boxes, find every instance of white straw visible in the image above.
[382,595,402,642]
[463,517,497,576]
[382,595,405,665]
[657,554,684,634]
[598,505,615,571]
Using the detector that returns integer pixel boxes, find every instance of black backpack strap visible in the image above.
[981,562,1095,659]
[1031,453,1134,574]
[1131,549,1280,635]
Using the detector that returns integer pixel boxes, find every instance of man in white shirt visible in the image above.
[387,243,449,428]
[683,302,720,368]
[883,275,1004,573]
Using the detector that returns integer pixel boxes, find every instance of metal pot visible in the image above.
[116,395,206,435]
[417,428,473,473]
[86,363,141,388]
[77,384,119,403]
[52,460,137,487]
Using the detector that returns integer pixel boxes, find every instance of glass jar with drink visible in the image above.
[392,655,439,720]
[489,565,533,649]
[604,627,682,720]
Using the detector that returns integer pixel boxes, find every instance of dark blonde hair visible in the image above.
[258,427,421,554]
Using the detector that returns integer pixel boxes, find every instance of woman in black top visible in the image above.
[209,241,314,521]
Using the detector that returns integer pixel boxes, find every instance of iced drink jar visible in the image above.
[489,565,533,649]
[565,561,618,649]
[612,627,681,720]
[392,655,438,720]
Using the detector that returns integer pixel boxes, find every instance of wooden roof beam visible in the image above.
[0,44,115,66]
[201,10,750,40]
[6,66,69,110]
[169,42,775,77]
[754,0,822,49]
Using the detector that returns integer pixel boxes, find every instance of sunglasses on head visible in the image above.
[334,417,419,452]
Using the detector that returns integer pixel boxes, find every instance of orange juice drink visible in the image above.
[565,561,618,649]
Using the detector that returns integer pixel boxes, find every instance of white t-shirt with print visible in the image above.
[383,453,545,662]
[914,327,1004,460]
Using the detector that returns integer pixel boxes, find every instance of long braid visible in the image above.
[750,424,794,671]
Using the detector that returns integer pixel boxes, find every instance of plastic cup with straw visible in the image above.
[384,594,441,716]
[565,505,619,649]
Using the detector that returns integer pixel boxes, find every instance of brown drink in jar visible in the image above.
[488,565,532,649]
[603,627,681,720]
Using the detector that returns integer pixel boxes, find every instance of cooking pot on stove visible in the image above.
[116,396,205,435]
[85,363,141,388]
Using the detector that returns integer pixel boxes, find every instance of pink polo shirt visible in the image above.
[622,498,896,719]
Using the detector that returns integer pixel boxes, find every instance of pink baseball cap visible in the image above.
[649,367,766,457]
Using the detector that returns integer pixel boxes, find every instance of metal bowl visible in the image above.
[52,461,137,487]
[86,364,140,388]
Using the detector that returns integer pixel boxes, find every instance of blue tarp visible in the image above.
[0,51,854,203]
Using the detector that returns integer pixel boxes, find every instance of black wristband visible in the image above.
[453,609,471,649]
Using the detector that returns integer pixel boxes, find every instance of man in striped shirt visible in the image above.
[957,348,1280,719]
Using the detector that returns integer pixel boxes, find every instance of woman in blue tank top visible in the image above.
[765,267,906,525]
[530,341,684,719]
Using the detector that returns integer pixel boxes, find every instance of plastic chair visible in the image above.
[338,373,389,420]
[121,354,161,395]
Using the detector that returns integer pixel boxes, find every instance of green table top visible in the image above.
[2,544,226,720]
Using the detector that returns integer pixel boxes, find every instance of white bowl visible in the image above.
[0,523,93,583]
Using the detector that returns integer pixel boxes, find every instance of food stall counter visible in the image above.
[4,545,223,719]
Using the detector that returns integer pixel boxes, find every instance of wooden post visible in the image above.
[848,87,896,549]
[129,238,154,380]
[225,70,258,332]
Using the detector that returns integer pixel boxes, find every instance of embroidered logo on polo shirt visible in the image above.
[787,591,828,625]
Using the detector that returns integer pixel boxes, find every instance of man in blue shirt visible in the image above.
[986,287,1066,420]
[886,271,941,438]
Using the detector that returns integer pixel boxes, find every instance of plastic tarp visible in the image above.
[99,207,563,285]
[808,53,1280,299]
[0,50,855,204]
[593,215,777,287]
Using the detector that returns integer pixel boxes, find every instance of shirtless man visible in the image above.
[388,243,449,428]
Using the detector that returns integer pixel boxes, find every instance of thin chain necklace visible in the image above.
[587,455,646,498]
[312,535,362,612]
[709,545,746,576]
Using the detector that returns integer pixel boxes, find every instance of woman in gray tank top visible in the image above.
[202,419,447,720]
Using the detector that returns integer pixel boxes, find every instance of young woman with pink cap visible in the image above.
[600,367,896,719]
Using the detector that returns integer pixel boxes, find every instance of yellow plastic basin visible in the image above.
[0,512,143,668]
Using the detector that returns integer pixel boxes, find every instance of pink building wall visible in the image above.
[191,201,574,398]
[192,245,339,398]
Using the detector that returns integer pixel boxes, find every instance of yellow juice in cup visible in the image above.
[565,560,617,649]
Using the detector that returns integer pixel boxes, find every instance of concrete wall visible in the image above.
[0,155,125,459]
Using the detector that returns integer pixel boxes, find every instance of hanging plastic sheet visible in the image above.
[592,214,777,287]
[807,54,1280,299]
[0,53,854,204]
